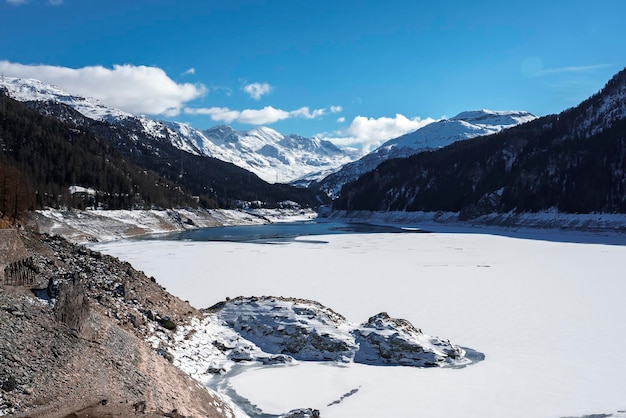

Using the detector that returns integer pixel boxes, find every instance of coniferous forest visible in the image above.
[334,68,626,217]
[0,91,326,220]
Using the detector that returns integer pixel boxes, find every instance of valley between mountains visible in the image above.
[1,67,626,418]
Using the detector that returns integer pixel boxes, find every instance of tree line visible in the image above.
[334,68,626,216]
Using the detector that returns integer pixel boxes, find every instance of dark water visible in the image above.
[137,220,429,243]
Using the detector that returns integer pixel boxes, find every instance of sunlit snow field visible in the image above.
[92,227,626,418]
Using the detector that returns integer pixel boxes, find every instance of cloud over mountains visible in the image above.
[0,61,204,116]
[0,60,437,151]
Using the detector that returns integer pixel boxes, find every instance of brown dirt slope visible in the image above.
[0,230,237,418]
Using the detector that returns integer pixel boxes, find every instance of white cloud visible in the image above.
[337,117,345,123]
[321,114,436,152]
[182,67,195,76]
[185,104,338,125]
[238,106,289,124]
[243,82,271,100]
[330,105,343,113]
[538,64,611,75]
[290,107,326,119]
[184,107,240,123]
[48,0,63,5]
[0,61,206,116]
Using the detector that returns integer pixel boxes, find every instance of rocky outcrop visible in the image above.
[353,312,467,367]
[211,296,357,362]
[280,408,321,418]
[165,296,477,374]
[53,275,90,335]
[211,296,474,368]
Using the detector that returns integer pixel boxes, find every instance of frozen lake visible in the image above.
[91,222,626,418]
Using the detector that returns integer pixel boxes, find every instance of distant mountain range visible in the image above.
[0,89,327,212]
[313,109,536,197]
[0,77,360,185]
[334,67,626,216]
[8,69,620,218]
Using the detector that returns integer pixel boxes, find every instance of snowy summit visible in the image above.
[0,76,361,185]
[317,109,536,197]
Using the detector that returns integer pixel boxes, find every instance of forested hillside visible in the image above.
[334,68,626,217]
[0,92,202,217]
[0,92,325,220]
[27,98,326,209]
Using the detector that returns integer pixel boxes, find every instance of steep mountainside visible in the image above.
[0,91,326,211]
[0,77,360,184]
[334,67,626,216]
[314,110,535,197]
[203,125,362,184]
[0,93,200,212]
[1,231,240,417]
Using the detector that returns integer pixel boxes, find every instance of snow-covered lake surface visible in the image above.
[91,223,626,418]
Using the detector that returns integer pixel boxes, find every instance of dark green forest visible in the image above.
[334,68,626,216]
[0,91,325,221]
[0,92,201,215]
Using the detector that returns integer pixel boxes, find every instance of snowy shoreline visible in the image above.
[29,207,318,243]
[29,207,626,245]
[326,209,626,232]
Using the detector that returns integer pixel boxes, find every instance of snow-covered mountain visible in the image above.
[334,67,626,215]
[0,77,360,184]
[202,125,362,184]
[316,109,536,197]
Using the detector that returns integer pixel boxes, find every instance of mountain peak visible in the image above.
[451,109,536,127]
[316,109,536,198]
[0,76,133,122]
[1,76,359,185]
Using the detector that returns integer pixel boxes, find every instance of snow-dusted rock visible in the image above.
[208,296,474,368]
[280,408,320,418]
[353,312,467,367]
[211,296,357,362]
[148,295,478,394]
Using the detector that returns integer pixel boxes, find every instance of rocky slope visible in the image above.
[0,231,244,418]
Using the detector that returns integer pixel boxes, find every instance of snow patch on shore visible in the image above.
[31,208,317,243]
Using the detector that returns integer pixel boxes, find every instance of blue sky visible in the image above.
[1,0,625,150]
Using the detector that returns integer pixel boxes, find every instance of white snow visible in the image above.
[91,225,626,418]
[68,185,96,196]
[34,208,317,243]
[319,109,536,197]
[0,77,361,185]
[201,125,362,184]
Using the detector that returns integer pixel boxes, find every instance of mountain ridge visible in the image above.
[313,109,536,197]
[0,77,360,185]
[334,67,626,216]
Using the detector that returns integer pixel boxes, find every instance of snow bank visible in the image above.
[31,208,317,243]
[327,209,626,234]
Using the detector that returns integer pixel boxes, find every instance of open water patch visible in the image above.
[135,221,431,244]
